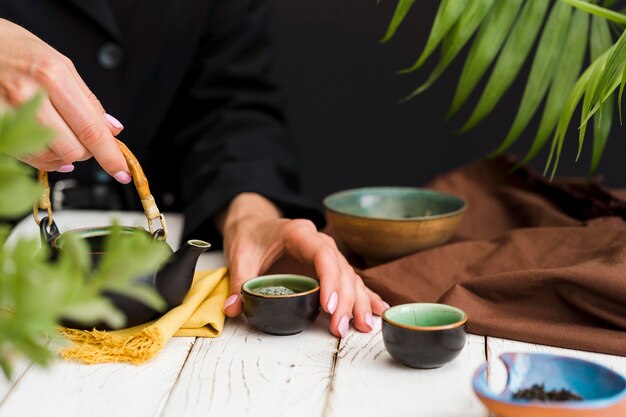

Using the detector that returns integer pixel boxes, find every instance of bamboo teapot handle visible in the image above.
[32,139,168,239]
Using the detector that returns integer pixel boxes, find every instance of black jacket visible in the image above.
[1,0,322,244]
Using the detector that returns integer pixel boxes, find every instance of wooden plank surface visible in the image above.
[0,361,32,410]
[486,337,626,395]
[0,338,195,417]
[324,318,489,417]
[161,315,337,417]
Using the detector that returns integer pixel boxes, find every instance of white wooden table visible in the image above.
[3,211,626,417]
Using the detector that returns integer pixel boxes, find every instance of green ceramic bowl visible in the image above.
[241,274,321,336]
[382,303,468,369]
[324,187,467,263]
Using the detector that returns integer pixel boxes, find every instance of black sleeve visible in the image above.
[164,0,324,245]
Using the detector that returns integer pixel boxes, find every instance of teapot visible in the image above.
[34,140,211,330]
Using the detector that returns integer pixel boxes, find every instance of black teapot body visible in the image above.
[40,217,211,330]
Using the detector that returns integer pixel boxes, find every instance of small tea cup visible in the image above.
[382,303,468,369]
[241,274,321,336]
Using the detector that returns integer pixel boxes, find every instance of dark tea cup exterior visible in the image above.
[242,275,320,336]
[382,303,467,369]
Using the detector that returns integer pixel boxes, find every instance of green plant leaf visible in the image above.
[380,0,416,43]
[89,224,169,311]
[588,15,614,175]
[0,354,12,379]
[590,99,613,175]
[105,284,166,312]
[56,232,91,277]
[617,64,626,121]
[448,0,523,119]
[516,7,589,169]
[577,33,616,161]
[545,50,609,177]
[61,299,126,329]
[0,173,39,218]
[0,93,54,157]
[459,0,550,132]
[492,1,572,155]
[561,0,626,24]
[399,0,469,72]
[402,0,494,99]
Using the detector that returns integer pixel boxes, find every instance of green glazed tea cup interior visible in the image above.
[242,275,320,297]
[384,303,467,329]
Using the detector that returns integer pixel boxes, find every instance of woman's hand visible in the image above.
[0,18,129,181]
[219,193,389,338]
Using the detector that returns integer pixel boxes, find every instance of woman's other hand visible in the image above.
[219,193,389,338]
[0,18,129,181]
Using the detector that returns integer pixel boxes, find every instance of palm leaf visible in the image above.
[448,0,523,119]
[398,0,469,72]
[381,0,626,176]
[545,50,609,178]
[588,15,614,175]
[492,1,572,155]
[380,0,416,43]
[561,0,626,24]
[515,7,589,170]
[402,0,494,100]
[459,0,550,132]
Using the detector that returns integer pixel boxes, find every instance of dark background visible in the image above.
[269,0,626,208]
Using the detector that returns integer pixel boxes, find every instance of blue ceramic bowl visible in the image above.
[473,352,626,417]
[324,187,467,263]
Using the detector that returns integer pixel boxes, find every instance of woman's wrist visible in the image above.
[215,192,283,235]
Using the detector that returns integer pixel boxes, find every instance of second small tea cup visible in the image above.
[241,274,321,336]
[382,303,468,369]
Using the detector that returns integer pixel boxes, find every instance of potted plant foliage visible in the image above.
[0,95,170,378]
[381,0,626,177]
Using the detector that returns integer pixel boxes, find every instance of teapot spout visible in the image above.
[156,239,211,309]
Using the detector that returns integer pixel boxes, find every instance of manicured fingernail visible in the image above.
[113,171,132,184]
[327,291,338,315]
[104,113,124,129]
[364,312,374,331]
[338,315,349,338]
[223,294,239,312]
[56,164,75,173]
[382,302,391,310]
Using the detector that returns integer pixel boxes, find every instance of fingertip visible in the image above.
[223,293,242,316]
[325,291,338,315]
[372,301,390,317]
[104,113,124,134]
[113,171,132,184]
[56,164,75,173]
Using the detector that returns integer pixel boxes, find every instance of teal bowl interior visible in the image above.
[383,303,468,329]
[323,187,467,220]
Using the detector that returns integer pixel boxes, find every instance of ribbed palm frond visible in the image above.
[381,0,626,177]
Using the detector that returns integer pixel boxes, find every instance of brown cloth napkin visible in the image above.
[361,156,626,356]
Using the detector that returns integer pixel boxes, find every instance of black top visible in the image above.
[0,0,323,245]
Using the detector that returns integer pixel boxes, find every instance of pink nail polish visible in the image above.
[104,113,124,129]
[382,302,391,310]
[338,315,349,338]
[56,164,75,173]
[113,171,132,184]
[365,312,374,330]
[223,294,239,311]
[327,291,338,315]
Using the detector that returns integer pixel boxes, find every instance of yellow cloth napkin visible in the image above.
[60,267,229,364]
